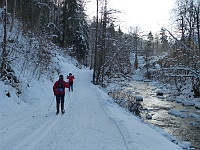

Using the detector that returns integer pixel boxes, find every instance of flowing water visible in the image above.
[122,81,200,150]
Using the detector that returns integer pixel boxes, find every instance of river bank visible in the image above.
[121,80,200,150]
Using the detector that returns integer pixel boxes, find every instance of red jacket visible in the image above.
[53,79,69,95]
[67,75,75,83]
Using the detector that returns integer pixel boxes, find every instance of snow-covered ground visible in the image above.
[0,53,188,150]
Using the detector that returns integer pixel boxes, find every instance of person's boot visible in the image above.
[56,103,60,115]
[61,103,65,114]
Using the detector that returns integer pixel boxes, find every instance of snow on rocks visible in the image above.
[189,113,200,121]
[194,102,200,109]
[135,95,143,101]
[193,98,200,109]
[182,100,195,106]
[168,109,187,118]
[174,96,200,110]
[189,121,199,126]
[166,96,176,102]
[156,90,165,99]
[175,95,185,103]
[146,113,153,119]
[156,90,164,96]
[178,141,193,150]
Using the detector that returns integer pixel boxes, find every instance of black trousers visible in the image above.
[69,82,73,91]
[56,94,65,103]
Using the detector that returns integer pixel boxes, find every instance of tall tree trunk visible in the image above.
[9,0,16,32]
[196,6,200,52]
[1,0,7,77]
[100,0,107,84]
[93,0,98,84]
[62,0,67,47]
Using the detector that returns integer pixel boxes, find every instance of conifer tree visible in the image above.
[61,0,89,61]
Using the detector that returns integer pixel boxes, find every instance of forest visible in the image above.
[0,0,199,98]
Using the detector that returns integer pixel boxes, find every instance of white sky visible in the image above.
[86,0,176,33]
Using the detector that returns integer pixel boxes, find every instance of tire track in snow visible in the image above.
[94,87,130,150]
[0,105,58,149]
[67,69,129,150]
[14,113,62,150]
[1,103,48,135]
[14,89,73,150]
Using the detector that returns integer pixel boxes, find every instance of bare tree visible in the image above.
[128,26,143,70]
[93,0,99,84]
[173,0,200,67]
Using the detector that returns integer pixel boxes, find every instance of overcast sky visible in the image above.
[86,0,176,33]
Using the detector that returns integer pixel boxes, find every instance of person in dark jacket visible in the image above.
[67,73,75,91]
[53,75,69,114]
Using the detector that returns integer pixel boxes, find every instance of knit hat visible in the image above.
[59,75,63,79]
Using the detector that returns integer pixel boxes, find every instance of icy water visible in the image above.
[123,81,200,150]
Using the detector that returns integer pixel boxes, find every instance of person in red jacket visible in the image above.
[67,73,75,91]
[53,75,69,114]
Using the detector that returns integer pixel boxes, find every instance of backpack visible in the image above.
[57,81,64,92]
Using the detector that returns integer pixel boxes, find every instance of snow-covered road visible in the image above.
[1,69,129,150]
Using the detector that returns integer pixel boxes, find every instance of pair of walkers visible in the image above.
[53,73,75,114]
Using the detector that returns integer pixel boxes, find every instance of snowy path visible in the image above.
[46,69,128,150]
[32,69,129,150]
[0,69,128,150]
